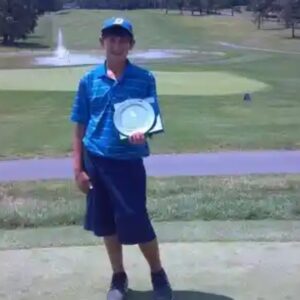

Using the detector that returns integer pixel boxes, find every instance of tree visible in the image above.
[281,0,293,28]
[165,0,177,13]
[290,0,300,38]
[250,0,300,38]
[188,0,203,15]
[251,0,276,29]
[0,0,41,45]
[37,0,63,12]
[165,0,169,13]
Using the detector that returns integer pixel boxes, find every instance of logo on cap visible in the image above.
[114,18,124,25]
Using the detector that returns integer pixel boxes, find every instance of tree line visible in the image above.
[76,0,247,10]
[250,0,300,38]
[0,0,242,45]
[1,0,299,45]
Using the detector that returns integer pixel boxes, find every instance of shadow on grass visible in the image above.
[260,27,287,31]
[1,41,49,49]
[281,36,300,40]
[55,10,71,15]
[15,42,50,49]
[26,35,44,39]
[128,289,234,300]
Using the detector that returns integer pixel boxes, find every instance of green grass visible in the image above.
[0,10,300,158]
[0,91,73,158]
[2,221,300,250]
[1,9,300,54]
[1,86,300,159]
[1,175,300,229]
[19,10,300,52]
[0,68,268,95]
[0,54,300,158]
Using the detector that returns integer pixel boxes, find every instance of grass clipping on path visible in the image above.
[1,175,300,229]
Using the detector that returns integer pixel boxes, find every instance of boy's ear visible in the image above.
[130,39,136,50]
[99,37,104,46]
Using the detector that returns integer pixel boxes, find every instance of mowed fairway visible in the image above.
[0,68,268,95]
[0,10,300,158]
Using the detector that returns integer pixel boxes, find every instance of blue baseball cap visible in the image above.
[101,17,134,36]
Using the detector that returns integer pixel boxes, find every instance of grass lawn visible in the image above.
[0,10,300,158]
[1,88,300,159]
[16,9,300,52]
[0,69,268,94]
[1,175,300,229]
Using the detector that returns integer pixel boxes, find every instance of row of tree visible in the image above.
[0,0,243,44]
[76,0,160,9]
[1,0,299,44]
[75,0,248,10]
[250,0,300,38]
[165,0,249,14]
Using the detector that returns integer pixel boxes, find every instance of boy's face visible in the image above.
[100,27,135,62]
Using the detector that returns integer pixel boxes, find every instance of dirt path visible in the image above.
[1,242,299,300]
[0,150,300,182]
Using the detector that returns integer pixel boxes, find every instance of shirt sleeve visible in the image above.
[147,72,161,116]
[70,78,90,125]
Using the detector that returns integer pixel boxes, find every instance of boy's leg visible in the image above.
[104,234,125,273]
[100,157,172,299]
[104,235,128,300]
[139,237,173,300]
[83,151,128,299]
[139,238,162,273]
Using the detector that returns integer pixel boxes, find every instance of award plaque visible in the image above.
[114,97,164,140]
[113,99,156,137]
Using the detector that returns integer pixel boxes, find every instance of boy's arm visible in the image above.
[70,78,90,176]
[72,123,91,194]
[72,124,86,175]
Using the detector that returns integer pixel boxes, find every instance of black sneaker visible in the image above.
[151,269,174,300]
[107,272,128,300]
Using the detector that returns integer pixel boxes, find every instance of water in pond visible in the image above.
[0,29,227,68]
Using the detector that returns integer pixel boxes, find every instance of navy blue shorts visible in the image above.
[82,149,156,245]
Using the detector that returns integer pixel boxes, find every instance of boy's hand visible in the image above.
[75,171,92,194]
[129,132,146,144]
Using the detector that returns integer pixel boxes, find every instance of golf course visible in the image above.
[1,10,300,158]
[1,7,300,300]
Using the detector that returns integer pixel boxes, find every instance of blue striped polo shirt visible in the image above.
[70,60,162,160]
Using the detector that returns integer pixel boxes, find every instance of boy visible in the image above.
[70,17,173,300]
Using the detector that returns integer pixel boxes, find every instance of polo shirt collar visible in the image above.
[97,59,132,80]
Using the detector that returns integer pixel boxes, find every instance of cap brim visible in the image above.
[101,24,133,36]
